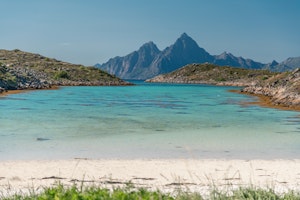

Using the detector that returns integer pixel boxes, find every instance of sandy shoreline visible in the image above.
[0,89,29,97]
[1,159,299,196]
[0,86,60,97]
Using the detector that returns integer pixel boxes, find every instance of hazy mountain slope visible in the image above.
[98,42,161,79]
[96,33,267,80]
[214,52,264,69]
[98,33,214,80]
[264,57,300,72]
[96,33,299,80]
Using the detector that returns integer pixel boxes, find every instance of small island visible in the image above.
[0,49,132,94]
[146,63,300,110]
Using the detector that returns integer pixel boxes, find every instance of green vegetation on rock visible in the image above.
[54,71,69,80]
[0,65,18,90]
[146,63,278,86]
[0,49,131,91]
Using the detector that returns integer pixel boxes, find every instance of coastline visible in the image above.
[1,86,299,112]
[1,83,299,113]
[0,86,299,195]
[0,86,60,97]
[0,89,28,97]
[229,89,300,112]
[0,159,299,195]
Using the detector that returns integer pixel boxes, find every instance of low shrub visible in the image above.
[54,71,69,79]
[2,184,300,200]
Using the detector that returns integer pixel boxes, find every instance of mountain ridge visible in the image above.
[96,33,300,80]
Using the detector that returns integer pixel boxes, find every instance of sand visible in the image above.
[0,159,299,196]
[0,86,60,98]
[0,89,28,97]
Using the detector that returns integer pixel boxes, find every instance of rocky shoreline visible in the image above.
[147,63,300,111]
[0,49,132,94]
[241,68,300,110]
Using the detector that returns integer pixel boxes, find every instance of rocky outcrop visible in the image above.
[0,65,52,90]
[146,63,276,86]
[241,68,300,108]
[0,49,131,93]
[0,87,5,93]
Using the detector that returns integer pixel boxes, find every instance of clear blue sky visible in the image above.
[1,0,299,65]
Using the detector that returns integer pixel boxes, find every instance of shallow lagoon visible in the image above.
[0,81,299,160]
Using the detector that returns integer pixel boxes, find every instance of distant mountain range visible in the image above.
[96,33,300,80]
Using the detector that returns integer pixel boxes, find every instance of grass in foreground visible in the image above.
[2,184,300,200]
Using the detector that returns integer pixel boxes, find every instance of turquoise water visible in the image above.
[0,81,299,160]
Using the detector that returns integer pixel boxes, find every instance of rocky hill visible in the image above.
[242,68,300,108]
[0,49,131,92]
[146,63,300,109]
[96,33,299,80]
[146,63,277,86]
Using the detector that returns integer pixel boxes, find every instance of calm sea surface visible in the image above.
[0,81,299,160]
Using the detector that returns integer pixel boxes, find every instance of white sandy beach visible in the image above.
[0,159,300,196]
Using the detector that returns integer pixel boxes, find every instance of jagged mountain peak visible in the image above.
[218,51,235,59]
[96,33,296,79]
[138,41,160,53]
[163,33,212,60]
[140,41,156,48]
[180,32,189,38]
[177,32,194,42]
[177,32,193,41]
[98,33,214,79]
[173,33,199,49]
[152,33,213,74]
[270,60,279,66]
